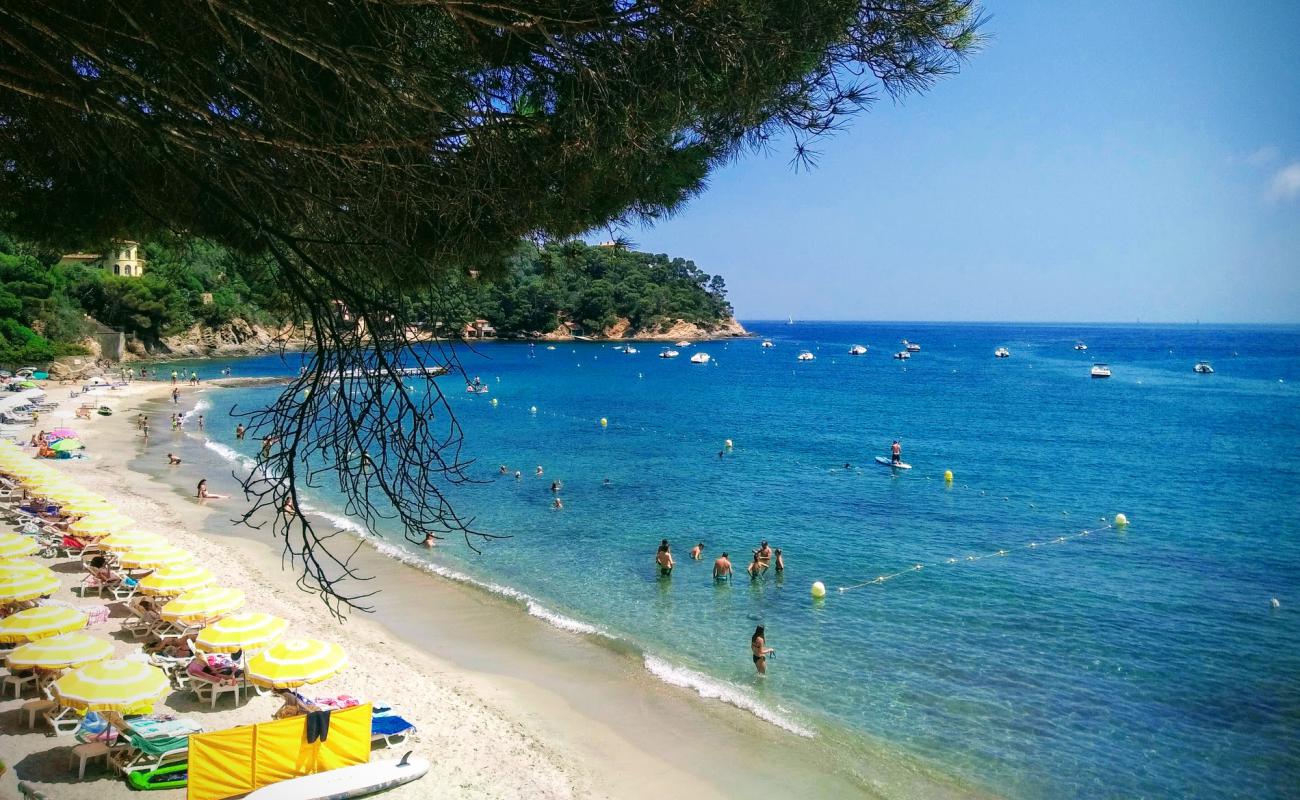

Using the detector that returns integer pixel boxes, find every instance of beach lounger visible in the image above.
[102,713,202,775]
[371,714,417,748]
[186,659,244,707]
[148,652,194,689]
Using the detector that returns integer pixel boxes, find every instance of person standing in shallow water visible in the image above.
[751,625,774,675]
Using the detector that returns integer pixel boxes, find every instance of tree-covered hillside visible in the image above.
[0,235,733,366]
[444,242,732,336]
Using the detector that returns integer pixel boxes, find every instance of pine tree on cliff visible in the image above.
[0,1,982,615]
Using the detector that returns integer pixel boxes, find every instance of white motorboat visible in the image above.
[676,340,692,347]
[1074,342,1088,351]
[546,345,556,350]
[903,340,921,352]
[1090,363,1111,378]
[848,345,868,355]
[761,340,774,348]
[621,345,639,354]
[994,347,1010,358]
[797,351,816,361]
[690,352,711,364]
[893,351,910,360]
[659,349,679,359]
[1194,361,1214,374]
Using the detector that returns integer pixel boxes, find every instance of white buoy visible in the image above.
[811,581,826,599]
[1114,513,1129,527]
[1271,598,1281,609]
[530,406,537,413]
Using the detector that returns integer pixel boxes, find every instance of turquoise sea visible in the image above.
[158,322,1299,799]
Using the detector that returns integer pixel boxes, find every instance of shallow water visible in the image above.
[157,322,1300,799]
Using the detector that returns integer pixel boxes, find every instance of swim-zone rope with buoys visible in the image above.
[836,522,1117,593]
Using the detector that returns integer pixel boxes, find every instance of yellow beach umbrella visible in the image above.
[161,587,244,623]
[53,659,170,714]
[196,612,289,654]
[7,631,113,670]
[136,564,215,597]
[0,531,39,559]
[100,530,167,552]
[70,514,136,538]
[246,638,348,688]
[0,559,60,602]
[245,637,348,686]
[0,605,88,643]
[117,544,194,570]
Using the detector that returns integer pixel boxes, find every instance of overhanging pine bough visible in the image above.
[0,0,982,616]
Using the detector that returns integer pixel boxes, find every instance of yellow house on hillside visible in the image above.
[58,240,145,276]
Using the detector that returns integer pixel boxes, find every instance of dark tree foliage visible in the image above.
[445,241,733,336]
[0,1,981,615]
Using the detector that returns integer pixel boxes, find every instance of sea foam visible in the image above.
[642,654,815,738]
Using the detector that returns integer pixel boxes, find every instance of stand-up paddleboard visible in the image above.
[244,752,430,800]
[874,456,912,470]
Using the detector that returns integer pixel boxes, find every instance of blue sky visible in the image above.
[597,1,1300,323]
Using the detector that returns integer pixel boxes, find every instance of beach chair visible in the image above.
[108,725,198,775]
[147,651,194,690]
[2,667,37,698]
[120,598,163,640]
[371,712,417,748]
[186,659,244,708]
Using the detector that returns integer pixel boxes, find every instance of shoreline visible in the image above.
[3,378,992,799]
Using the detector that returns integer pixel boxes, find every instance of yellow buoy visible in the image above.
[600,417,608,427]
[491,398,498,406]
[944,469,953,482]
[811,581,826,599]
[1114,513,1129,527]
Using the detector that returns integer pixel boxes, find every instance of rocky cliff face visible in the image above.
[142,319,303,360]
[539,316,748,341]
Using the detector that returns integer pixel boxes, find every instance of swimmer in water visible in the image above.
[755,540,772,571]
[550,480,562,493]
[514,471,522,480]
[167,453,181,465]
[603,478,611,487]
[712,553,733,581]
[656,541,674,576]
[552,497,563,510]
[689,542,704,560]
[499,465,508,475]
[196,479,227,500]
[774,548,785,572]
[536,465,544,476]
[751,625,774,674]
[747,552,764,578]
[422,533,436,548]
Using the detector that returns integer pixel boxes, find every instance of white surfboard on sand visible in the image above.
[244,753,430,800]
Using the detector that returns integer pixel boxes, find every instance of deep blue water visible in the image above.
[165,322,1300,799]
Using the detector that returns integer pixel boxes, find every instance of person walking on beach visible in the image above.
[689,542,704,560]
[656,541,674,576]
[171,370,178,385]
[891,439,902,465]
[171,387,180,404]
[197,415,204,431]
[751,626,775,675]
[713,553,733,581]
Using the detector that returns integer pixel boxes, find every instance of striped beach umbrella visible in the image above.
[0,605,88,643]
[136,564,215,597]
[246,638,348,689]
[196,612,289,654]
[0,531,39,559]
[116,544,194,570]
[161,587,244,623]
[7,631,113,670]
[53,659,171,714]
[0,559,60,602]
[71,513,138,538]
[99,530,166,552]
